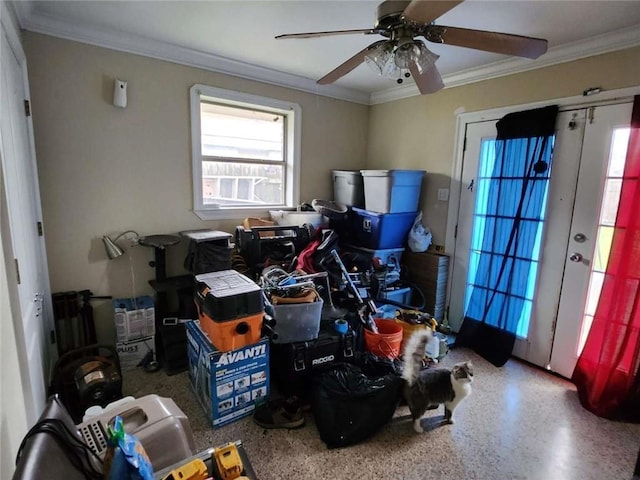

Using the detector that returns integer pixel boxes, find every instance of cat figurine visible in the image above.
[402,329,473,433]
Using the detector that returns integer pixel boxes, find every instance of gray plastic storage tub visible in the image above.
[332,170,364,207]
[271,299,323,343]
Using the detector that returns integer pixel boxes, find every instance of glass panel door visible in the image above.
[551,107,632,378]
[450,104,633,376]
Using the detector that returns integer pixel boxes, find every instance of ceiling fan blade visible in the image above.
[403,0,463,24]
[409,61,444,94]
[317,40,388,85]
[276,29,376,40]
[433,26,548,59]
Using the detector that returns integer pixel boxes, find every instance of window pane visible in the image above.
[576,127,629,354]
[608,128,630,177]
[578,314,593,355]
[202,161,283,205]
[599,179,621,225]
[593,226,614,271]
[200,102,284,161]
[584,271,605,317]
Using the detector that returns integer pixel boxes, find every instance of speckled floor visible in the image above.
[122,347,640,480]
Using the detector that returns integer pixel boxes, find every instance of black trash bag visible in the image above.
[311,354,404,449]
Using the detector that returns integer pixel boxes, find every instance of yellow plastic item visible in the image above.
[161,458,208,480]
[213,443,244,480]
[395,309,439,354]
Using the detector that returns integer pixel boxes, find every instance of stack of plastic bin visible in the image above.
[345,170,426,306]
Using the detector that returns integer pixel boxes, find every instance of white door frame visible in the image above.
[1,1,55,424]
[445,85,640,329]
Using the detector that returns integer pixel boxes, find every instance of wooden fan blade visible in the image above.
[317,40,388,85]
[403,0,463,24]
[434,25,548,59]
[409,61,444,94]
[276,29,376,40]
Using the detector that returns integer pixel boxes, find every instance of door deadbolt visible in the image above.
[569,252,583,262]
[574,233,586,243]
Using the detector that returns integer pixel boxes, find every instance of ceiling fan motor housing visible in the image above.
[375,0,411,30]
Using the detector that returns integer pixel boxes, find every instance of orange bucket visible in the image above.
[364,318,403,359]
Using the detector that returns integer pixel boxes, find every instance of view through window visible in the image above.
[190,85,300,219]
[200,102,285,206]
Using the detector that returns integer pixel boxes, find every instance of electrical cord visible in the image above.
[16,418,104,479]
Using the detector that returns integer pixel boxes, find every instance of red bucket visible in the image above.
[364,318,403,359]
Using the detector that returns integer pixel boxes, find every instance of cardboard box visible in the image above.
[116,335,155,371]
[186,320,269,429]
[113,295,155,343]
[401,251,449,321]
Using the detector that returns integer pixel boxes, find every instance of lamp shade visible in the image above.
[102,235,124,259]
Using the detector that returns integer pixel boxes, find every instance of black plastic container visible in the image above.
[269,324,355,398]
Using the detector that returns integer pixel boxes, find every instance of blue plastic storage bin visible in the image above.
[350,207,417,249]
[344,245,404,270]
[360,169,425,213]
[378,287,412,306]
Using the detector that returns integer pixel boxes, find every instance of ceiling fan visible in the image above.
[276,0,548,94]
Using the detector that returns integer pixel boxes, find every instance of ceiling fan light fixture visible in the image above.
[364,42,394,74]
[394,41,421,69]
[413,43,440,74]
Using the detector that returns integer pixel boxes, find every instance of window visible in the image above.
[190,85,301,219]
[577,126,630,354]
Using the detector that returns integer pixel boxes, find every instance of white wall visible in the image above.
[23,32,370,345]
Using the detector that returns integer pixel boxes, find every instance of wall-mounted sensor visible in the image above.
[113,79,127,108]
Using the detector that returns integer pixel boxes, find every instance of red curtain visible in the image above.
[572,95,640,421]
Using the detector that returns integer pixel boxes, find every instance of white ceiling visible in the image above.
[14,0,640,104]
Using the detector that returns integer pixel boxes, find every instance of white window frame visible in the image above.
[190,84,301,220]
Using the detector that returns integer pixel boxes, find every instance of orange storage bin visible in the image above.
[197,310,263,352]
[194,270,264,352]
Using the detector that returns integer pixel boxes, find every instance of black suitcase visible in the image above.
[270,324,355,398]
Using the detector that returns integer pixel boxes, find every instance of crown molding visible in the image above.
[19,10,371,105]
[18,6,640,107]
[370,24,640,105]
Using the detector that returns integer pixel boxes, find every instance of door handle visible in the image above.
[569,252,583,262]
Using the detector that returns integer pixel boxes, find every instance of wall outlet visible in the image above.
[437,188,449,202]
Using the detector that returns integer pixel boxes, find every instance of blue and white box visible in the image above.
[113,295,155,343]
[186,320,269,429]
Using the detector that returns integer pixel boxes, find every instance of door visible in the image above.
[1,18,54,422]
[449,102,633,378]
[549,103,633,377]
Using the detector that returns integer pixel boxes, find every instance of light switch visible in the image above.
[437,188,449,202]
